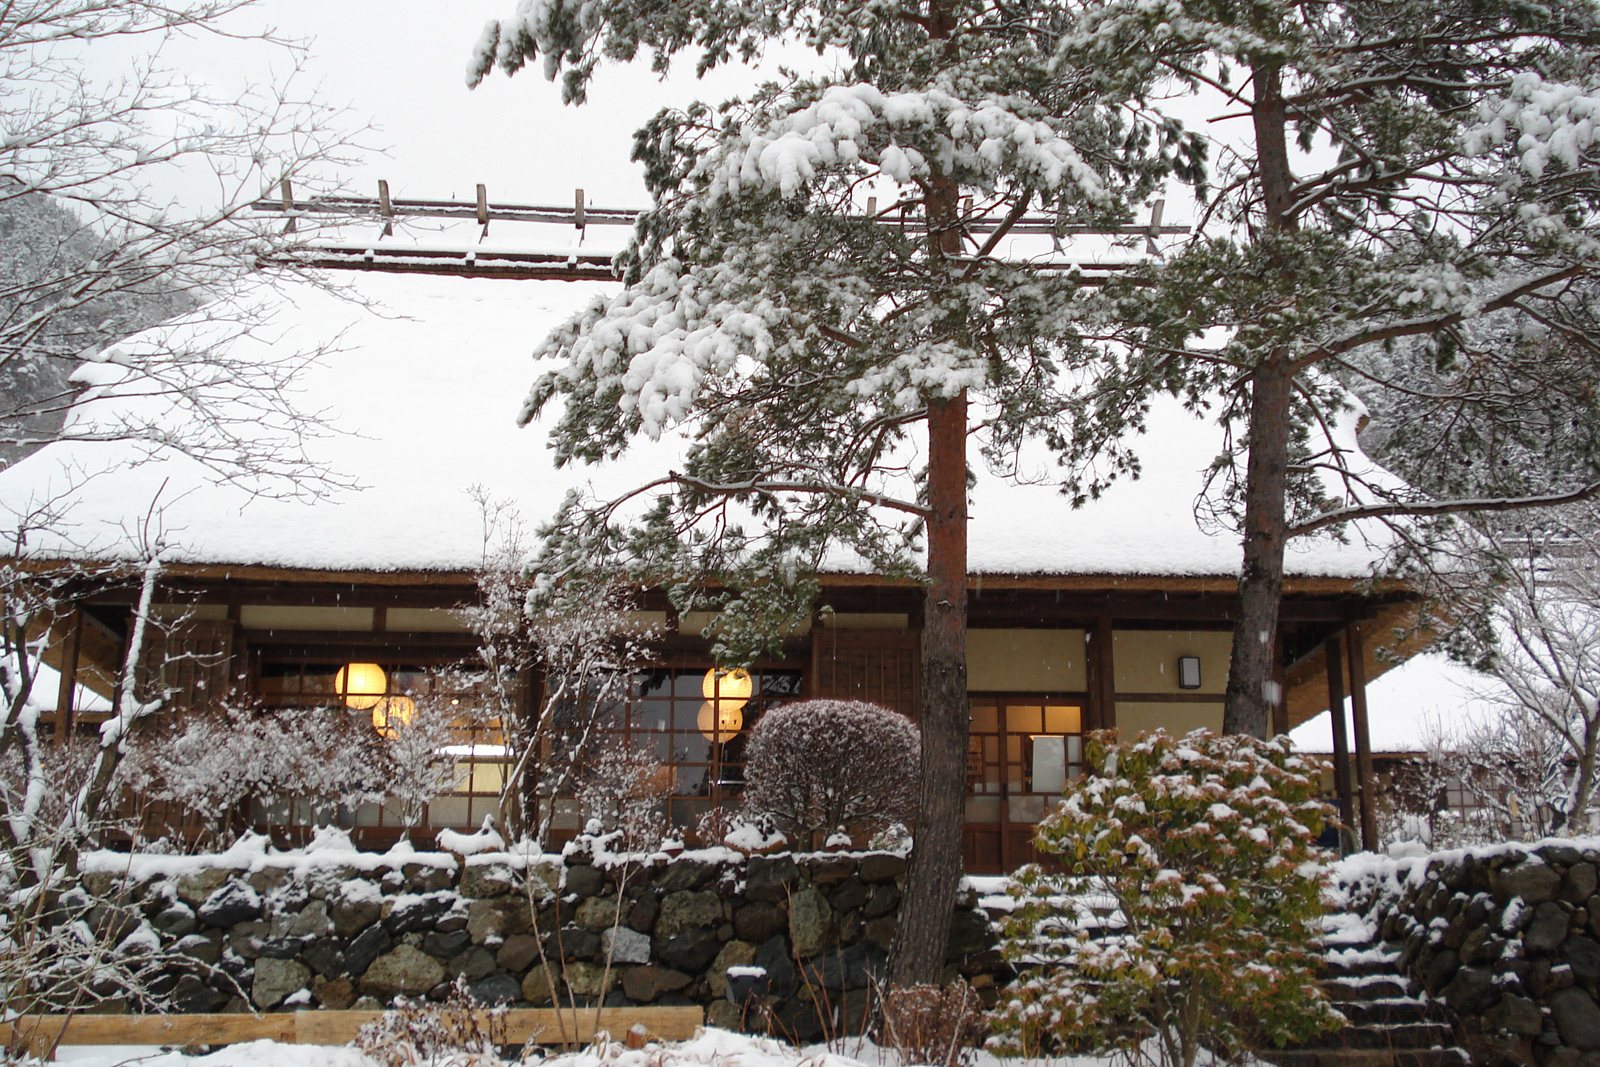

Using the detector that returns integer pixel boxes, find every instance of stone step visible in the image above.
[1333,999,1443,1027]
[1326,1022,1459,1050]
[1324,976,1410,1001]
[1321,951,1405,979]
[1261,1046,1470,1067]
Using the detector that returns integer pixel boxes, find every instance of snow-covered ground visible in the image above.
[42,1028,1169,1067]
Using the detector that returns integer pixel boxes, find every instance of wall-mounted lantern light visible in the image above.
[335,662,387,709]
[699,667,753,742]
[1177,655,1202,690]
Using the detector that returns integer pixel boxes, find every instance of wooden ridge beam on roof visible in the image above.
[253,185,1191,239]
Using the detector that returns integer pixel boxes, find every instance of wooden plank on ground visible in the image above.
[0,1005,704,1053]
[295,1006,704,1046]
[0,1012,294,1048]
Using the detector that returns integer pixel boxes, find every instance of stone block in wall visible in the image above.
[622,965,690,1002]
[575,896,621,932]
[447,946,496,982]
[1567,865,1599,905]
[253,957,310,1010]
[1496,861,1564,905]
[465,897,530,944]
[174,868,229,907]
[735,901,786,943]
[345,924,393,977]
[459,863,516,899]
[746,856,798,902]
[603,925,651,965]
[564,961,615,998]
[802,855,856,887]
[495,933,539,973]
[563,864,605,898]
[330,881,383,937]
[1552,988,1600,1050]
[1532,904,1575,954]
[658,928,722,972]
[521,964,556,1005]
[707,940,758,999]
[859,854,907,883]
[361,945,445,1000]
[789,888,835,958]
[199,881,262,927]
[754,935,796,999]
[388,891,459,935]
[656,859,717,893]
[312,976,355,1009]
[658,891,723,939]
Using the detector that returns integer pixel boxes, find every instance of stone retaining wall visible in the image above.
[74,840,1002,1039]
[1341,841,1600,1067]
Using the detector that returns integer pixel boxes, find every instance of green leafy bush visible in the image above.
[989,729,1342,1067]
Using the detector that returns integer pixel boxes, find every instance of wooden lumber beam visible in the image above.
[0,1006,704,1055]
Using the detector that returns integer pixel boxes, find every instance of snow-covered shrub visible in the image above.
[119,700,381,846]
[741,699,918,849]
[353,976,505,1066]
[374,694,467,830]
[989,729,1342,1067]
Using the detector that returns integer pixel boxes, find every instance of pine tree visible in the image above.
[470,0,1195,983]
[1045,0,1600,736]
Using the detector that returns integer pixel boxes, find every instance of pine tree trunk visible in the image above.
[1222,353,1291,739]
[1223,65,1295,739]
[890,390,969,987]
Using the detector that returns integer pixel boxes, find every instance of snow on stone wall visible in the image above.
[70,842,1002,1038]
[1336,839,1600,1065]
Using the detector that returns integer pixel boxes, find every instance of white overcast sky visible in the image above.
[128,0,799,209]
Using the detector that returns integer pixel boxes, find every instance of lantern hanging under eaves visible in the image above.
[335,662,387,710]
[697,699,743,743]
[372,695,415,738]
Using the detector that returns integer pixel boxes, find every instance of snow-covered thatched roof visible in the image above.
[0,271,1401,579]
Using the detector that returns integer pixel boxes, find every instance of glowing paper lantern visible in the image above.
[372,695,416,738]
[335,662,387,709]
[697,700,744,743]
[701,667,753,707]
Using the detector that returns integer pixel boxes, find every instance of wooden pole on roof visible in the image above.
[279,179,295,232]
[574,188,586,231]
[377,179,394,237]
[1145,199,1166,256]
[1346,622,1379,850]
[476,184,489,235]
[1324,631,1357,854]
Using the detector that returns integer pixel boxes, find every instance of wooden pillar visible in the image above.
[1324,632,1357,855]
[1346,623,1379,851]
[1087,615,1116,733]
[1270,629,1289,737]
[53,611,83,744]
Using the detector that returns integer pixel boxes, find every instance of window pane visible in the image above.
[1045,705,1082,733]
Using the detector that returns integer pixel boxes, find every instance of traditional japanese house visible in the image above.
[0,196,1421,872]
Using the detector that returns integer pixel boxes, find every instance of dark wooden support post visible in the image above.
[53,611,83,743]
[1270,630,1289,737]
[1324,633,1357,855]
[1346,623,1379,851]
[1087,615,1116,733]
